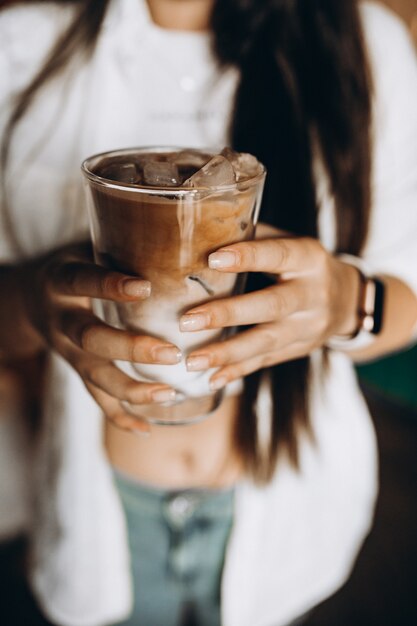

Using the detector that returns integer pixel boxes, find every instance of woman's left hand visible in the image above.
[180,224,360,389]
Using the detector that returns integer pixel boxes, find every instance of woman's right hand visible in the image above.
[24,243,181,434]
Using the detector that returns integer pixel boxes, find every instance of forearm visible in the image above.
[348,275,417,363]
[0,263,45,360]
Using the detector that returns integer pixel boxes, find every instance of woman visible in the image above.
[0,0,417,625]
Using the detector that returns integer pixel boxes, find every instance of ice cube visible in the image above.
[143,161,180,186]
[167,150,212,184]
[100,162,140,184]
[167,149,211,168]
[221,148,260,181]
[182,155,235,188]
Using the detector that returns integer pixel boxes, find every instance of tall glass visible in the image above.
[82,147,266,425]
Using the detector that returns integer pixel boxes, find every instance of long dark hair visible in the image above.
[1,0,372,481]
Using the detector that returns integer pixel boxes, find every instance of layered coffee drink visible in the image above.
[82,147,265,425]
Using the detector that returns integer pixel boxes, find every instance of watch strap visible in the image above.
[326,254,385,352]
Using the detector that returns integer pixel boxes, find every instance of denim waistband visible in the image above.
[113,468,235,529]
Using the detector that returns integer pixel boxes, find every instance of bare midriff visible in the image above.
[105,394,244,489]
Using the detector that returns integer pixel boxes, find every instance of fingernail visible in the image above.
[179,313,208,332]
[152,388,177,403]
[186,355,210,371]
[210,376,227,391]
[208,250,237,269]
[123,279,151,297]
[153,346,182,364]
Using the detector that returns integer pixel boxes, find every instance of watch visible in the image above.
[360,274,385,335]
[326,254,385,351]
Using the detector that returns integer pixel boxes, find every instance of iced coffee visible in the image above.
[82,147,265,425]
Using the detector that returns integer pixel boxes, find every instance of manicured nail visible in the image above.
[152,388,177,403]
[179,313,208,332]
[153,346,182,364]
[186,355,210,371]
[210,376,227,391]
[123,279,151,297]
[208,250,237,269]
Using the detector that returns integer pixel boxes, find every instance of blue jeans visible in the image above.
[113,470,234,626]
[112,470,312,626]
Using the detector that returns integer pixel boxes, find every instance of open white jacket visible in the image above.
[1,2,417,625]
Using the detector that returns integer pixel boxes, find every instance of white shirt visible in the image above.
[0,1,417,625]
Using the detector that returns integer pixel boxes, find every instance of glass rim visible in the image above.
[81,146,266,195]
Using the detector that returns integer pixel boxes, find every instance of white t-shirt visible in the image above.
[0,1,417,625]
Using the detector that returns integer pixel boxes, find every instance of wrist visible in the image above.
[327,254,386,352]
[332,257,362,337]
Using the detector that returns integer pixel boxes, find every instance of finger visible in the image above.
[58,307,182,363]
[84,380,150,435]
[180,283,307,331]
[208,237,323,275]
[208,341,308,390]
[255,222,292,239]
[61,338,178,404]
[185,320,301,371]
[82,360,177,405]
[49,261,151,301]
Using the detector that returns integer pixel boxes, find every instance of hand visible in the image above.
[24,243,181,433]
[180,226,360,389]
